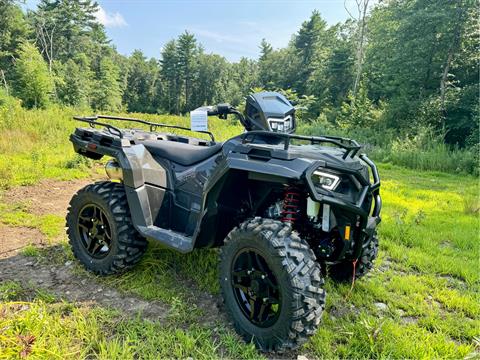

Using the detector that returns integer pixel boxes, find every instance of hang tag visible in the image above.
[190,110,208,131]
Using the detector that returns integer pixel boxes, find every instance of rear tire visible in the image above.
[219,217,326,352]
[66,181,147,275]
[328,233,379,282]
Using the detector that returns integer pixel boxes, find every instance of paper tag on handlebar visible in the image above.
[190,110,208,131]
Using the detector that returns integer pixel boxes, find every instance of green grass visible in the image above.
[0,281,262,359]
[1,107,479,358]
[0,201,64,241]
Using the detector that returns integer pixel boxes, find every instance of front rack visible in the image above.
[241,131,362,159]
[73,114,216,142]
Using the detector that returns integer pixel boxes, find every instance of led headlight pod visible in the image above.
[268,116,293,133]
[312,170,340,191]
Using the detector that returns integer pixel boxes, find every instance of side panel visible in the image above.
[191,152,314,248]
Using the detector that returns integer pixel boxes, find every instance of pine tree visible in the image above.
[259,39,272,62]
[160,40,179,114]
[176,31,198,113]
[92,57,122,111]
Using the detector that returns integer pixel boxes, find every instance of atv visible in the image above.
[66,91,381,351]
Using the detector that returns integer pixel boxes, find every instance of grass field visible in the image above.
[0,106,479,359]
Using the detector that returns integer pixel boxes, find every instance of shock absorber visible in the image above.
[281,186,301,224]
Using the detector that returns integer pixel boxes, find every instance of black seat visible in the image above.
[141,140,222,166]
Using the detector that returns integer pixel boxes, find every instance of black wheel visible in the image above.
[328,233,379,282]
[219,217,326,352]
[66,181,147,275]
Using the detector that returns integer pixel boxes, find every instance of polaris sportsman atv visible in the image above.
[66,91,381,351]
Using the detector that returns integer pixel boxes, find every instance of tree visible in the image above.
[344,0,371,96]
[193,52,219,106]
[293,10,328,94]
[92,57,122,111]
[123,50,160,113]
[55,54,92,107]
[258,47,299,90]
[160,40,179,114]
[14,42,53,108]
[364,0,478,145]
[229,57,259,105]
[177,31,198,113]
[32,0,102,67]
[0,0,29,93]
[259,38,272,62]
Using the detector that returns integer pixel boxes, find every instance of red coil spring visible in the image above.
[281,187,300,223]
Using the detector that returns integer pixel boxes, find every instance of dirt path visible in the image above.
[0,178,99,258]
[0,178,225,327]
[1,178,100,218]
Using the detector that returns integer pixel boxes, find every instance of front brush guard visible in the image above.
[305,153,381,260]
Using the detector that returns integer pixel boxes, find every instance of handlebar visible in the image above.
[194,103,250,129]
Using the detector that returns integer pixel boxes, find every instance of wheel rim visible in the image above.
[77,204,112,259]
[231,248,282,328]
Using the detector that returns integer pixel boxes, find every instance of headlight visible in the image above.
[268,116,293,133]
[312,170,340,191]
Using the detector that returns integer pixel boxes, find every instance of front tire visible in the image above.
[66,181,147,275]
[219,217,326,352]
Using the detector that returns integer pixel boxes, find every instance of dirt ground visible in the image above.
[1,178,99,217]
[0,178,98,258]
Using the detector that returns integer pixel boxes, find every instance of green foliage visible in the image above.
[92,57,122,111]
[123,50,160,113]
[0,0,29,88]
[336,83,383,129]
[54,56,92,108]
[364,0,478,146]
[300,121,478,175]
[14,42,53,108]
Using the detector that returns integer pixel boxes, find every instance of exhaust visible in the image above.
[105,159,123,181]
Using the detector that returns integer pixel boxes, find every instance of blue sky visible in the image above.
[24,0,356,62]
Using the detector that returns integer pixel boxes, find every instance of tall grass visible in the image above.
[370,143,478,175]
[299,121,479,176]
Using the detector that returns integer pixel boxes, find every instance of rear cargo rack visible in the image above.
[73,114,216,142]
[241,131,362,159]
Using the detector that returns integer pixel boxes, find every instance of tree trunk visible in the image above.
[0,70,8,95]
[352,0,369,98]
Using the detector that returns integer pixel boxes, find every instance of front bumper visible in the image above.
[305,154,381,259]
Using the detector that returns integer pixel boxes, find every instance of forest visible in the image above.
[0,0,478,174]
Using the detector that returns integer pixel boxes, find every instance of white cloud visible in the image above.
[95,6,127,28]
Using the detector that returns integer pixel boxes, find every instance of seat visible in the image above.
[141,139,223,166]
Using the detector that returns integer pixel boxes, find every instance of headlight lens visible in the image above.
[268,116,293,133]
[312,170,340,191]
